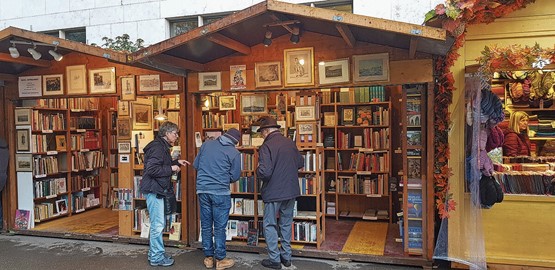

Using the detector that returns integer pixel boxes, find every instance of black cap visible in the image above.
[255,116,281,132]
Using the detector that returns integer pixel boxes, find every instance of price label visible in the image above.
[82,187,90,191]
[46,151,58,155]
[76,129,86,133]
[35,174,47,178]
[46,194,57,199]
[42,130,53,133]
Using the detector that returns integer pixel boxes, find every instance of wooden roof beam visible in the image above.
[0,53,51,67]
[409,37,418,59]
[0,73,17,81]
[206,33,251,55]
[151,54,205,72]
[335,24,356,48]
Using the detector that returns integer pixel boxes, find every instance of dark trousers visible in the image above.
[0,191,3,229]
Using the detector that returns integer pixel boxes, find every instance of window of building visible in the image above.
[169,12,231,37]
[39,28,87,44]
[310,0,353,13]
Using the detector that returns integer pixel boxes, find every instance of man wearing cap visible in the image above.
[255,116,304,269]
[193,128,241,270]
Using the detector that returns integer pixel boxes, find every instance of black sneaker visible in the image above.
[261,259,282,269]
[150,257,174,267]
[280,255,291,267]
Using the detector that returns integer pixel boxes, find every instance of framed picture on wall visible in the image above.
[42,74,64,96]
[118,142,131,154]
[139,74,160,92]
[295,106,316,121]
[198,72,222,91]
[121,76,136,100]
[89,67,116,94]
[284,47,314,87]
[66,65,87,95]
[230,65,246,90]
[255,61,282,88]
[15,154,32,172]
[240,94,267,115]
[318,58,350,85]
[16,126,31,153]
[352,53,389,82]
[117,118,131,140]
[118,101,130,116]
[14,108,32,125]
[132,103,153,130]
[219,95,236,111]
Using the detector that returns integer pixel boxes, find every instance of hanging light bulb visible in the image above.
[48,46,63,61]
[154,97,167,121]
[27,43,42,60]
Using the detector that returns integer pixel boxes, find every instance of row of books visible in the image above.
[69,116,99,129]
[340,106,389,126]
[336,175,388,195]
[300,151,321,172]
[321,87,387,104]
[70,174,100,191]
[336,128,390,149]
[240,153,255,171]
[71,150,104,171]
[407,190,423,218]
[34,177,67,199]
[21,97,101,110]
[31,111,66,130]
[336,152,389,172]
[230,176,256,193]
[33,155,61,176]
[72,192,100,212]
[202,111,234,129]
[230,198,263,216]
[112,188,133,211]
[292,221,318,242]
[298,175,319,195]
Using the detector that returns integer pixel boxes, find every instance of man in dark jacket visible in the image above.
[255,116,304,269]
[140,121,188,267]
[194,128,241,270]
[0,138,8,231]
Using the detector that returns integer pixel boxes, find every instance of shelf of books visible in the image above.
[321,87,392,222]
[400,85,427,255]
[106,109,119,208]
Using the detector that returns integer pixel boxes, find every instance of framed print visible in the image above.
[132,103,153,130]
[318,58,350,85]
[276,93,287,113]
[139,74,160,92]
[14,108,31,125]
[284,47,314,87]
[352,53,389,82]
[89,67,116,94]
[18,76,42,97]
[219,95,236,111]
[240,94,267,115]
[43,74,64,96]
[117,118,131,140]
[298,122,315,135]
[323,112,336,126]
[223,123,240,132]
[55,199,68,214]
[198,72,221,91]
[118,101,130,116]
[118,142,131,154]
[162,81,178,91]
[255,61,282,88]
[121,76,136,100]
[230,65,246,90]
[341,107,355,126]
[16,127,31,153]
[66,65,87,95]
[15,154,32,172]
[295,106,316,121]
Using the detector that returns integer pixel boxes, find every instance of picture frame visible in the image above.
[295,106,316,121]
[14,108,31,125]
[198,72,222,91]
[42,74,64,96]
[118,101,130,116]
[219,95,236,111]
[132,103,153,130]
[66,65,87,95]
[223,123,240,132]
[55,199,68,214]
[284,47,314,87]
[121,75,136,100]
[254,61,282,88]
[341,107,355,126]
[318,58,350,85]
[240,94,267,115]
[18,76,42,98]
[118,142,131,154]
[230,65,246,90]
[117,118,132,140]
[139,74,160,92]
[323,112,336,127]
[16,127,31,153]
[89,67,116,94]
[298,122,315,135]
[352,53,389,82]
[15,154,32,172]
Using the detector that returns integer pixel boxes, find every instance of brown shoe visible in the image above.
[216,258,235,270]
[204,257,214,268]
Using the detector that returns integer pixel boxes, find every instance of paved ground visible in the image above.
[0,233,423,270]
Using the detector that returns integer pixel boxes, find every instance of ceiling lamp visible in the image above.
[9,43,19,58]
[263,30,273,47]
[290,26,300,44]
[27,44,42,60]
[9,40,64,61]
[154,97,167,121]
[48,46,63,61]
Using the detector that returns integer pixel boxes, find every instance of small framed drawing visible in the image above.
[223,123,240,132]
[117,118,132,140]
[240,94,267,115]
[352,53,389,82]
[295,106,316,121]
[323,112,336,126]
[284,47,314,87]
[318,58,350,85]
[14,108,31,125]
[198,72,221,91]
[16,127,31,153]
[42,74,64,96]
[219,95,236,111]
[298,122,315,135]
[139,74,160,92]
[230,65,246,90]
[341,107,355,126]
[89,67,116,94]
[254,61,282,88]
[15,154,32,172]
[132,103,153,130]
[121,76,136,101]
[118,142,131,154]
[55,199,68,214]
[118,101,130,116]
[66,65,87,95]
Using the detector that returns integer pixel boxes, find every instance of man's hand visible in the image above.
[178,160,191,166]
[171,165,181,172]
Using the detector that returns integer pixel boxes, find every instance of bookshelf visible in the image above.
[105,109,118,208]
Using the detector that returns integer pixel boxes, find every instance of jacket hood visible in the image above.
[218,134,237,146]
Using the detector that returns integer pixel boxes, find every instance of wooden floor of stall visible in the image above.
[32,208,119,235]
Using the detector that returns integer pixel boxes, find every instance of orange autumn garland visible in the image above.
[428,0,536,218]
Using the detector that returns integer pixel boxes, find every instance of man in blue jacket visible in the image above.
[194,128,241,270]
[255,116,304,269]
[140,121,188,267]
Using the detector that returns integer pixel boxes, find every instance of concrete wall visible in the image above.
[0,0,442,46]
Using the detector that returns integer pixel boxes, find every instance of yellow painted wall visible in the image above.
[449,0,555,267]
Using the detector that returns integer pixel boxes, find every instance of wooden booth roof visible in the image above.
[130,0,454,75]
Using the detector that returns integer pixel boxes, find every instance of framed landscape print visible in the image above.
[240,94,267,115]
[295,106,316,121]
[352,53,389,82]
[284,47,314,87]
[15,154,32,172]
[198,72,221,91]
[42,74,64,96]
[117,118,131,140]
[139,74,160,92]
[14,108,31,125]
[255,61,282,88]
[219,95,236,111]
[121,76,136,100]
[89,67,116,94]
[66,65,87,95]
[132,103,153,130]
[118,142,131,154]
[318,58,350,85]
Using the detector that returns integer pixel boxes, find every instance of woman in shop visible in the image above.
[503,111,531,157]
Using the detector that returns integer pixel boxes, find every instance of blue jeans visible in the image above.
[146,193,166,262]
[263,199,295,263]
[198,193,231,260]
